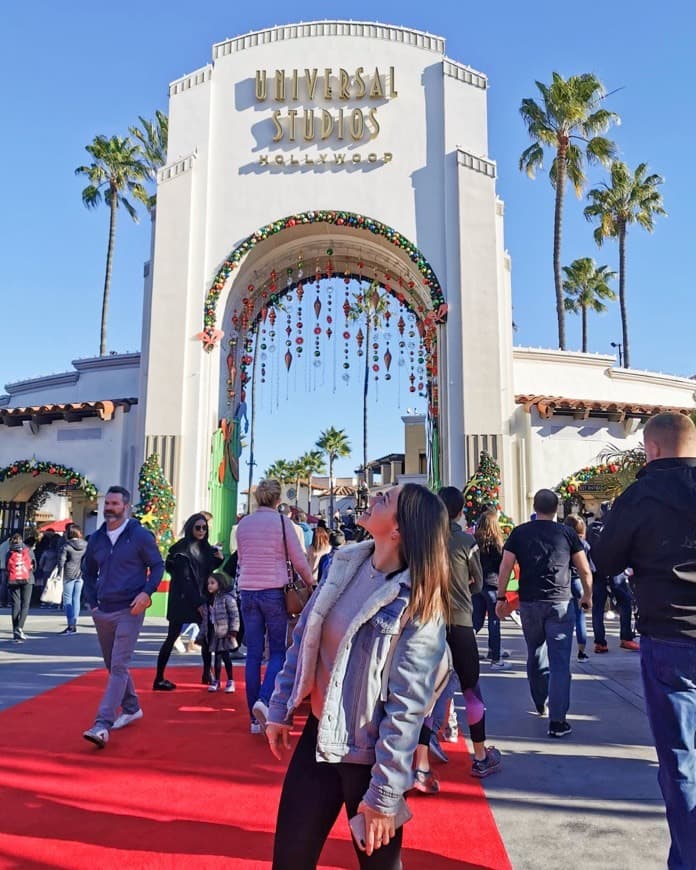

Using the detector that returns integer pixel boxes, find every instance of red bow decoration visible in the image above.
[196,327,224,351]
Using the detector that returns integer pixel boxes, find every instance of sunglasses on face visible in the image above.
[193,524,208,531]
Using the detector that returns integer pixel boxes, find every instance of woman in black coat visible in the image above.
[153,513,223,690]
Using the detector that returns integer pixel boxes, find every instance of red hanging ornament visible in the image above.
[314,297,322,318]
[284,350,293,371]
[384,349,392,371]
[356,328,364,349]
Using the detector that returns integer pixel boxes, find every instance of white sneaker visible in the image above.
[83,726,109,748]
[208,680,220,693]
[250,721,264,734]
[112,709,144,730]
[252,699,269,727]
[225,679,236,694]
[173,637,186,654]
[490,660,512,670]
[508,611,522,626]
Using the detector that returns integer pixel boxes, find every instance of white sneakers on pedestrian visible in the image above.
[252,699,269,727]
[173,637,186,653]
[490,660,512,670]
[225,679,236,694]
[112,709,144,731]
[83,726,109,748]
[250,722,264,734]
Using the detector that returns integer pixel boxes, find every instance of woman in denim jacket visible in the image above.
[265,483,449,869]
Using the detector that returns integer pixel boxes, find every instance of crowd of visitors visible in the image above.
[2,409,694,869]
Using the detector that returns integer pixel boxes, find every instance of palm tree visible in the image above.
[299,449,327,514]
[75,135,149,355]
[562,258,616,352]
[584,161,666,368]
[316,427,352,527]
[519,73,618,350]
[129,110,168,209]
[349,282,392,481]
[265,459,295,485]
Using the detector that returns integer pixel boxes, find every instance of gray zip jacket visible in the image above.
[268,540,446,815]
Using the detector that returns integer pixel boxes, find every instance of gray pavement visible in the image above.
[0,607,670,868]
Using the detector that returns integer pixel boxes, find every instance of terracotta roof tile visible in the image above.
[515,395,694,421]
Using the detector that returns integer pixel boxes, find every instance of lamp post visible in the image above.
[610,341,624,368]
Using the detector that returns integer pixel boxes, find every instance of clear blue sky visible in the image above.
[2,1,694,481]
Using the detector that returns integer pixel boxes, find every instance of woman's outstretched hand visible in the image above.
[357,801,396,856]
[266,722,292,760]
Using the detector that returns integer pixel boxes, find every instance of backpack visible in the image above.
[7,547,32,582]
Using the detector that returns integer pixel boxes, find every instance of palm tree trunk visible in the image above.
[307,473,312,514]
[619,225,629,368]
[553,148,567,350]
[362,316,370,484]
[581,307,588,353]
[100,193,118,355]
[329,454,335,528]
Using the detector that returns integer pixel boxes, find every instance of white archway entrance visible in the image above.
[142,21,514,538]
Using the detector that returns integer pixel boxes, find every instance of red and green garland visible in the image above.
[0,459,97,500]
[557,463,620,500]
[199,210,446,349]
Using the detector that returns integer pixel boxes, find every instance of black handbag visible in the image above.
[280,515,311,617]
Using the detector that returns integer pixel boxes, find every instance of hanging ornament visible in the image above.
[384,348,392,371]
[284,350,293,370]
[356,327,364,354]
[314,296,322,318]
[297,281,304,302]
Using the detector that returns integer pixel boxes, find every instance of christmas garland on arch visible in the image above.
[0,460,98,500]
[556,462,621,500]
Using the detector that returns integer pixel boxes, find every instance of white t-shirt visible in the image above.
[106,519,129,548]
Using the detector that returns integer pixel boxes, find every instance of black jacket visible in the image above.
[164,539,222,624]
[592,457,696,641]
[59,538,88,580]
[447,522,483,627]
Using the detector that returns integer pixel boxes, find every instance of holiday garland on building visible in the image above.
[133,454,175,554]
[0,459,97,500]
[462,450,514,533]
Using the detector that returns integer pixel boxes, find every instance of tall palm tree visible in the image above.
[562,258,616,351]
[299,449,327,513]
[129,110,168,209]
[75,135,149,355]
[584,161,666,368]
[519,73,618,349]
[316,427,352,527]
[349,282,392,481]
[265,459,295,505]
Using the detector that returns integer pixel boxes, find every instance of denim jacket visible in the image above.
[268,540,446,815]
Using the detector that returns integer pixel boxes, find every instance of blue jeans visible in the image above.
[592,574,634,644]
[240,588,288,720]
[520,600,574,722]
[63,577,84,627]
[473,587,502,661]
[640,635,696,870]
[570,577,587,646]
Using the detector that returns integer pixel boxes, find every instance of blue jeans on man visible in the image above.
[640,635,696,870]
[592,574,634,644]
[240,588,288,722]
[519,600,574,721]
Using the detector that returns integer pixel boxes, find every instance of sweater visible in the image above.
[236,507,312,591]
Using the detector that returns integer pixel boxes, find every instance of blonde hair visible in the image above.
[255,478,282,508]
[564,515,586,537]
[397,484,450,623]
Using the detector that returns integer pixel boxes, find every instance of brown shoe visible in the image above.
[620,639,640,651]
[594,643,609,654]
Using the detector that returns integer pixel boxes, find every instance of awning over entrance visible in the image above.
[516,394,693,422]
[0,399,137,427]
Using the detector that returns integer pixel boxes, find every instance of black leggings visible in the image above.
[213,650,232,681]
[156,620,185,681]
[273,715,403,870]
[447,625,486,745]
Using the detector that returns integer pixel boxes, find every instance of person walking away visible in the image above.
[496,489,592,738]
[204,572,240,693]
[58,524,87,634]
[317,531,345,584]
[473,509,510,668]
[307,525,331,584]
[413,487,500,792]
[154,513,223,690]
[5,534,36,642]
[278,503,306,552]
[265,484,448,868]
[295,510,314,551]
[0,533,12,608]
[81,486,164,747]
[592,412,696,870]
[237,480,313,733]
[563,516,591,660]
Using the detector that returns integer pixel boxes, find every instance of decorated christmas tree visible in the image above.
[133,454,175,555]
[462,450,514,533]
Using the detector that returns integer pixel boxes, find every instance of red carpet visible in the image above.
[0,666,510,869]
